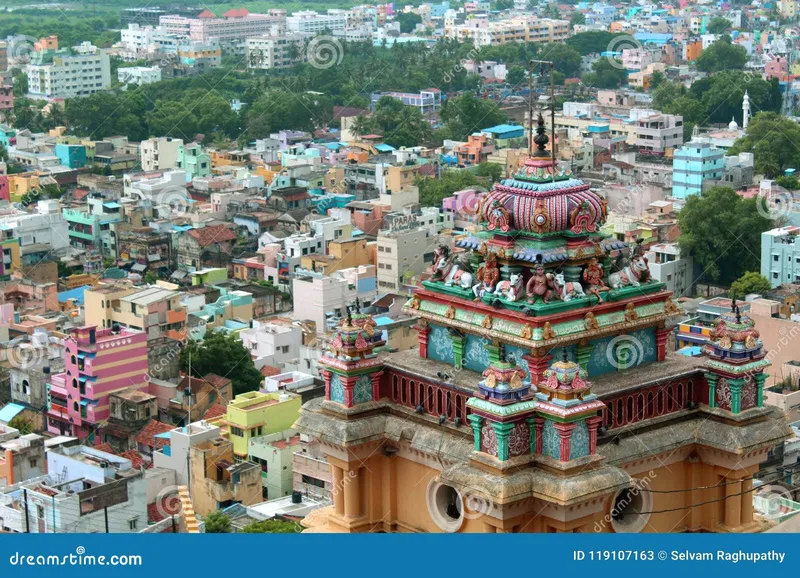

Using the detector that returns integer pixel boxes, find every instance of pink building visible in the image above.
[766,56,789,80]
[0,85,12,112]
[0,175,9,203]
[46,325,149,442]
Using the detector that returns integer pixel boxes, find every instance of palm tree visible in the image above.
[351,114,371,139]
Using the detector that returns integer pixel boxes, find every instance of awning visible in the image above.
[171,270,188,280]
[131,263,147,272]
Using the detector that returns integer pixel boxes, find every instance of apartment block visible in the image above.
[26,42,111,100]
[140,137,183,172]
[221,391,302,459]
[46,325,149,441]
[246,34,307,70]
[376,226,437,292]
[762,226,800,288]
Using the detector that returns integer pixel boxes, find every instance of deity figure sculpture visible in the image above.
[473,252,500,300]
[526,263,558,304]
[582,258,609,303]
[486,200,511,232]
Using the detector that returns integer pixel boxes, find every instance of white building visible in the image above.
[0,200,69,250]
[644,243,694,297]
[286,10,347,33]
[26,42,111,100]
[118,65,162,86]
[246,33,308,70]
[153,421,221,486]
[140,137,183,172]
[292,271,355,335]
[305,213,352,248]
[0,446,146,533]
[123,170,188,208]
[444,16,570,47]
[376,226,438,292]
[118,24,184,59]
[239,320,303,368]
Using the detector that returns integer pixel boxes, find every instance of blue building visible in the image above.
[672,142,724,199]
[761,226,800,288]
[54,143,88,169]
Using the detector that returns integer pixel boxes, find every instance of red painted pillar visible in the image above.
[321,369,332,401]
[523,353,554,386]
[370,371,383,402]
[586,416,603,455]
[416,323,431,358]
[342,376,357,408]
[534,417,544,454]
[554,422,576,462]
[655,327,670,362]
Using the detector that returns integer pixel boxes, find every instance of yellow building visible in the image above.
[300,237,373,275]
[385,164,421,194]
[8,174,41,202]
[189,435,262,516]
[85,283,187,340]
[222,391,302,459]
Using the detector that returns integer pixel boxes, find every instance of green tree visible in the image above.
[417,169,488,207]
[8,415,33,435]
[439,93,507,141]
[584,58,627,89]
[475,162,503,182]
[394,12,422,34]
[729,112,800,177]
[649,71,665,91]
[368,95,432,147]
[539,43,582,78]
[678,187,774,286]
[180,331,263,395]
[696,36,747,72]
[569,12,586,28]
[240,519,302,533]
[566,31,624,55]
[203,512,232,533]
[706,17,733,35]
[776,175,800,190]
[730,272,772,298]
[690,72,780,125]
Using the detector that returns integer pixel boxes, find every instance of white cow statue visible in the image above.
[553,273,586,302]
[493,274,524,302]
[608,256,650,289]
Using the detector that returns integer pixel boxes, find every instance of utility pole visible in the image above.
[104,507,109,533]
[23,489,30,533]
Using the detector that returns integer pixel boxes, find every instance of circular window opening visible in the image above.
[610,486,652,533]
[426,480,465,532]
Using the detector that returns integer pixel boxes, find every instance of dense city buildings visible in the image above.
[2,0,800,539]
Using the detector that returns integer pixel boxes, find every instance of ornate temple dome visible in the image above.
[707,302,762,354]
[478,114,606,235]
[542,355,591,394]
[327,310,383,361]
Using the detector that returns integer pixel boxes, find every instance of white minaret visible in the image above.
[743,90,750,130]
